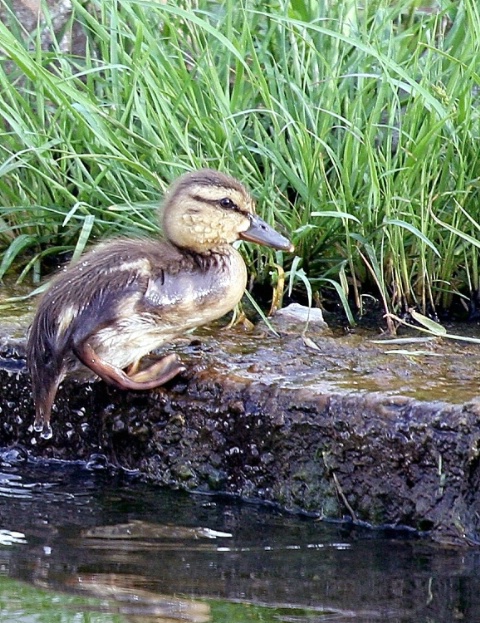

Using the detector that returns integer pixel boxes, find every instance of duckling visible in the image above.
[27,169,294,440]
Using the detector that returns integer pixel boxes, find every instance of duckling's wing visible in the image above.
[29,241,153,362]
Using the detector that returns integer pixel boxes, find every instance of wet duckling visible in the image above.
[27,169,294,439]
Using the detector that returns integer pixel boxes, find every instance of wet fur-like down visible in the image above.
[27,169,293,439]
[27,239,247,426]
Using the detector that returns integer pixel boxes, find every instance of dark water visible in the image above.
[0,458,480,623]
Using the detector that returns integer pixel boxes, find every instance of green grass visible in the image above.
[1,0,479,325]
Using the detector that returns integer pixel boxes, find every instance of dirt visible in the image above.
[2,301,480,546]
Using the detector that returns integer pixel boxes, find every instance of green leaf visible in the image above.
[382,219,440,257]
[0,234,37,280]
[410,310,447,335]
[71,214,96,263]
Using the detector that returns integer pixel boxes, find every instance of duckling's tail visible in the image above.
[26,314,66,440]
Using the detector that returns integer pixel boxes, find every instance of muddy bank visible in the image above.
[2,313,480,546]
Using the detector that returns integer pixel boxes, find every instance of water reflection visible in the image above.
[74,573,211,622]
[0,458,479,623]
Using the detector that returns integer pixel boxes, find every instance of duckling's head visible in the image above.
[162,169,293,254]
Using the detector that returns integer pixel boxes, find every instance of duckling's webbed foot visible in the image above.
[73,342,185,390]
[127,354,186,384]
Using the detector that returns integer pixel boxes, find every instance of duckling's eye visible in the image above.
[219,197,235,209]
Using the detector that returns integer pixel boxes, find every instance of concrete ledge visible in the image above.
[2,326,480,546]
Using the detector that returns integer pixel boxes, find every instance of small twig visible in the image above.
[332,472,358,522]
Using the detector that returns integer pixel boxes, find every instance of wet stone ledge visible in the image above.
[2,320,480,546]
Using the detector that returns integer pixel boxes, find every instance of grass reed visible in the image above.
[1,0,479,326]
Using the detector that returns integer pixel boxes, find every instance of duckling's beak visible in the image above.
[240,214,294,252]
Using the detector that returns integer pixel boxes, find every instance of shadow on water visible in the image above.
[0,457,479,622]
